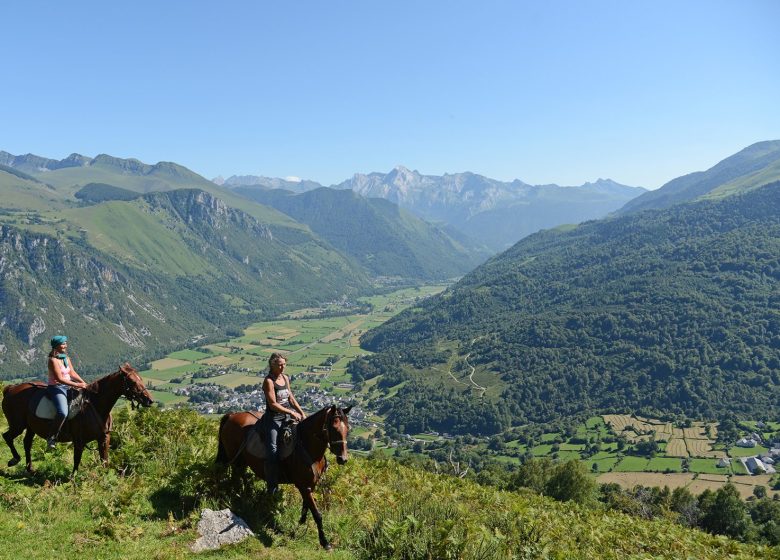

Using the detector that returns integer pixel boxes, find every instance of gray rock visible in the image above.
[190,508,254,552]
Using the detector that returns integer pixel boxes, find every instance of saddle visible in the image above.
[30,388,85,420]
[245,414,298,461]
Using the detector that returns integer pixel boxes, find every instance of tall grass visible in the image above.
[0,407,774,559]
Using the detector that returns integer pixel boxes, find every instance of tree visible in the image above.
[670,486,700,527]
[700,484,750,540]
[509,457,553,494]
[544,460,596,506]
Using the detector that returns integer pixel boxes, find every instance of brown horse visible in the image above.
[216,405,351,550]
[2,362,153,474]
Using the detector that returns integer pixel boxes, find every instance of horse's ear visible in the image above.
[342,406,352,415]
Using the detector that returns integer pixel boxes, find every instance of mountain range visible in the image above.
[218,168,646,251]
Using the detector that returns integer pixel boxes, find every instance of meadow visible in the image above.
[140,285,447,407]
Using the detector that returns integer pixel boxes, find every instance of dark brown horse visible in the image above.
[2,362,153,473]
[216,405,351,550]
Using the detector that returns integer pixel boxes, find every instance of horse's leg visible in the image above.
[98,434,110,467]
[23,429,35,472]
[298,485,330,550]
[2,428,22,467]
[299,500,309,525]
[72,442,85,475]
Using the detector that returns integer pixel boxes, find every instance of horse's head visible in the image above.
[324,405,351,465]
[118,363,154,408]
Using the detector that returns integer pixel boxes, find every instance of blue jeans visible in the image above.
[46,384,68,417]
[265,415,285,492]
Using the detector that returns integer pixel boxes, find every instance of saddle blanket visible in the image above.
[33,390,84,420]
[245,417,297,461]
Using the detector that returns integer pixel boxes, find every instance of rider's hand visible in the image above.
[291,411,302,422]
[78,382,88,389]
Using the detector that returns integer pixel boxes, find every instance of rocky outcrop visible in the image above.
[190,509,254,552]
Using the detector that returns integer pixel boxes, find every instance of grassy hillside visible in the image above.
[619,140,780,214]
[357,182,780,432]
[1,151,302,227]
[0,406,771,559]
[0,167,67,212]
[232,186,489,281]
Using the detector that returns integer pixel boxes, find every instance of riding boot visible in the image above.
[266,458,280,495]
[48,413,66,449]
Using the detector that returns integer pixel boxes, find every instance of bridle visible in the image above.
[121,370,149,409]
[321,407,348,452]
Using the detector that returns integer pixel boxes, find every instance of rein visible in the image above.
[319,407,348,447]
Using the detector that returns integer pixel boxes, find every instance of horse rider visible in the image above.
[262,352,305,494]
[46,335,88,449]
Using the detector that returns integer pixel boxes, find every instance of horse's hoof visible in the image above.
[322,543,332,551]
[7,457,20,467]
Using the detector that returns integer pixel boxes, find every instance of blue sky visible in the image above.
[2,1,778,188]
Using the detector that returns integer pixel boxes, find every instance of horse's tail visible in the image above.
[215,413,231,464]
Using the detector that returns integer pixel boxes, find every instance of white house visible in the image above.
[736,437,757,448]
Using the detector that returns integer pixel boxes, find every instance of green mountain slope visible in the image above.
[0,407,771,559]
[0,150,299,227]
[74,183,142,203]
[0,167,65,212]
[358,182,780,432]
[618,140,780,214]
[0,189,369,378]
[232,186,490,281]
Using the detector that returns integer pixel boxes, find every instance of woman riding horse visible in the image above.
[262,352,306,494]
[46,335,88,449]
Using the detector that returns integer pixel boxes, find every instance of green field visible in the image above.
[729,445,769,458]
[689,458,732,475]
[646,457,683,472]
[168,349,212,361]
[590,456,620,472]
[615,456,650,472]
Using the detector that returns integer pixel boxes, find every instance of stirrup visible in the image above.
[47,436,57,450]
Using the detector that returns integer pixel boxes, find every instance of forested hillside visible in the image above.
[357,182,780,433]
[231,186,489,281]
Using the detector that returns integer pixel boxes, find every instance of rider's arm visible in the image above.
[69,368,87,386]
[263,377,299,418]
[286,376,306,418]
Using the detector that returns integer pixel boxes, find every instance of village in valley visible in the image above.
[139,283,780,501]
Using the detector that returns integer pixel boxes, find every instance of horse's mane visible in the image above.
[298,405,350,437]
[86,363,137,392]
[298,405,332,433]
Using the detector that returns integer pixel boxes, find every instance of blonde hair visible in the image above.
[268,353,286,367]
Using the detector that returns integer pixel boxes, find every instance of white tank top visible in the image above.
[48,357,72,386]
